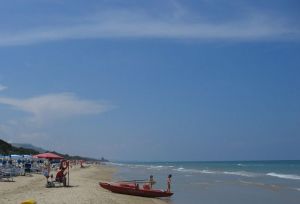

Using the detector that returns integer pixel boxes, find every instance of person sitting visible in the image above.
[55,169,67,186]
[55,160,68,186]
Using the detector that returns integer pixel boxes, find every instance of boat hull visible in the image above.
[99,182,173,198]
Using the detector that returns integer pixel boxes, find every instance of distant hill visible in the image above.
[1,139,108,162]
[0,139,39,155]
[12,143,47,153]
[49,151,106,162]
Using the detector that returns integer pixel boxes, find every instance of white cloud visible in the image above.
[0,93,114,123]
[0,84,7,91]
[0,93,115,144]
[0,8,298,46]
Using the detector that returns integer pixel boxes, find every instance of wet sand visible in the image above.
[0,165,167,204]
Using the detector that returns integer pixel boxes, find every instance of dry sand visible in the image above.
[0,165,168,204]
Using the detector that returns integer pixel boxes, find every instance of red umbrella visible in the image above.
[33,152,64,159]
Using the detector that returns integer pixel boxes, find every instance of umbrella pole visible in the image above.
[48,159,51,181]
[68,162,70,186]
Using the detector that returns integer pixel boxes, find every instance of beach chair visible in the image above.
[31,163,42,173]
[24,163,32,174]
[0,168,14,182]
[45,173,66,188]
[10,166,19,176]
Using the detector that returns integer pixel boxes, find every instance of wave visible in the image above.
[141,165,175,170]
[201,170,216,174]
[173,167,217,174]
[132,164,149,168]
[147,165,172,170]
[148,165,164,169]
[223,171,257,177]
[237,163,264,167]
[112,163,300,181]
[109,162,125,166]
[266,173,300,180]
[173,167,258,178]
[111,163,175,170]
[109,162,147,168]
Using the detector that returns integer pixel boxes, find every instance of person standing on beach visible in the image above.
[149,175,156,189]
[167,174,172,192]
[43,159,51,182]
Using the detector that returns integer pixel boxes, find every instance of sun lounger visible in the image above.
[0,168,14,182]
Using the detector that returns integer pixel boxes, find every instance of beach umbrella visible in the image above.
[11,154,23,159]
[33,152,63,159]
[23,155,33,159]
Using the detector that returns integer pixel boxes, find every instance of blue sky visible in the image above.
[0,0,299,161]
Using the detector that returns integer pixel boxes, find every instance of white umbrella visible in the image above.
[10,154,23,159]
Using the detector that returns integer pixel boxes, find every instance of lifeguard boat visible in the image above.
[99,182,173,198]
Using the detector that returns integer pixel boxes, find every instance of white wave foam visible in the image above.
[223,171,256,177]
[174,167,194,173]
[173,167,216,174]
[201,170,216,174]
[237,163,264,167]
[147,165,165,170]
[109,162,125,166]
[133,164,148,168]
[111,163,173,170]
[173,168,257,177]
[126,164,151,168]
[145,165,176,170]
[267,173,300,180]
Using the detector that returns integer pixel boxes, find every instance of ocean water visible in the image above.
[109,161,300,204]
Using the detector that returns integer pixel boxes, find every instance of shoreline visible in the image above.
[0,164,168,204]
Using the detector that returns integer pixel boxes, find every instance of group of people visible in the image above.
[147,174,172,192]
[43,159,69,187]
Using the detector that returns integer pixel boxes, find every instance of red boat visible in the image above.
[99,182,174,198]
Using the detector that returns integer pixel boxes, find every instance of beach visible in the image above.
[0,165,167,204]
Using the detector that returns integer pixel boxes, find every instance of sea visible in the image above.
[108,160,300,204]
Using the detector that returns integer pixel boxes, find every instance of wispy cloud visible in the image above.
[0,93,114,123]
[0,93,114,143]
[0,84,7,91]
[0,7,298,46]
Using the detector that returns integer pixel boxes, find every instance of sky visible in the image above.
[0,0,299,161]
